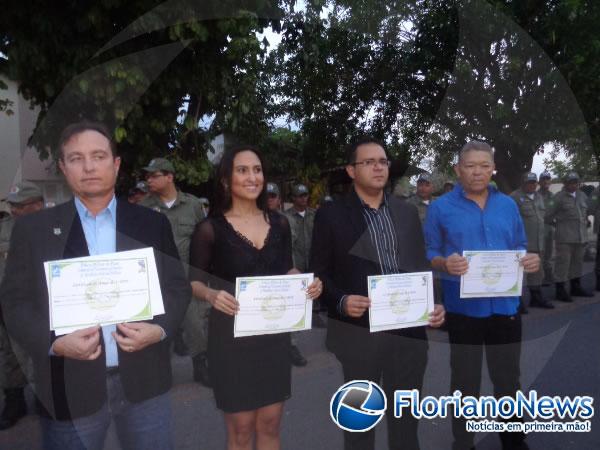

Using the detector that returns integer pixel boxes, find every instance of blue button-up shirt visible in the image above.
[74,196,119,367]
[424,184,527,317]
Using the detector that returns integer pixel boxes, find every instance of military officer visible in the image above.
[538,171,556,284]
[586,184,600,291]
[0,181,44,429]
[267,182,309,366]
[127,180,148,204]
[545,171,593,302]
[140,158,209,386]
[407,173,434,226]
[284,184,316,273]
[511,173,554,309]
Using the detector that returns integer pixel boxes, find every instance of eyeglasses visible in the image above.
[351,158,391,168]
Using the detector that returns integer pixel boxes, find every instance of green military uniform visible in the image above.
[587,185,600,287]
[545,185,588,284]
[510,188,545,287]
[538,188,556,282]
[406,195,431,226]
[284,207,316,273]
[0,217,28,391]
[140,191,207,356]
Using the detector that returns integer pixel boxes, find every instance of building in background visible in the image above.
[0,77,70,206]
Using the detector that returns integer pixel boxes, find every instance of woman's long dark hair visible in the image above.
[210,145,269,217]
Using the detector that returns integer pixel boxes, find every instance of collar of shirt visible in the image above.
[358,191,389,211]
[455,182,499,200]
[74,195,117,232]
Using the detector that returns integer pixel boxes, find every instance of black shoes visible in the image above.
[570,278,594,297]
[555,282,573,302]
[290,345,307,367]
[0,388,26,430]
[529,289,554,309]
[192,353,211,387]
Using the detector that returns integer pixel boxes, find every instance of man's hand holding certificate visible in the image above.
[459,250,526,298]
[234,274,314,337]
[45,248,164,335]
[368,272,435,332]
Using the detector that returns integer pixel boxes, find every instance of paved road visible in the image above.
[1,277,599,449]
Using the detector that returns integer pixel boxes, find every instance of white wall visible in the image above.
[0,77,70,205]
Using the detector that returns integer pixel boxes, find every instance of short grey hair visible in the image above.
[459,141,494,162]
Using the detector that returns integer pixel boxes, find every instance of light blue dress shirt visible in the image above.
[74,196,119,367]
[424,183,528,317]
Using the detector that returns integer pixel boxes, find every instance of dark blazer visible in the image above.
[0,199,190,420]
[310,189,429,361]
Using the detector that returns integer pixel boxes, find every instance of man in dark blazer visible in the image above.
[311,138,445,450]
[0,121,190,449]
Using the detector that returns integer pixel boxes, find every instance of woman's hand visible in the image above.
[306,277,323,300]
[206,289,239,316]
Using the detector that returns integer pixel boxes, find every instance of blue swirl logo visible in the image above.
[330,380,387,432]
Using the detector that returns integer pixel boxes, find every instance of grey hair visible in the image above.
[458,141,494,162]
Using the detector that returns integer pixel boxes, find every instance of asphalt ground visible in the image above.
[1,273,599,449]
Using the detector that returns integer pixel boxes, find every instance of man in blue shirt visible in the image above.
[0,121,190,449]
[424,141,539,450]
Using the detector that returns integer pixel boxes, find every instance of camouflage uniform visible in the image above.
[406,195,431,226]
[546,188,588,282]
[284,207,316,273]
[140,191,207,356]
[0,218,28,390]
[587,185,600,289]
[510,187,545,287]
[538,188,556,282]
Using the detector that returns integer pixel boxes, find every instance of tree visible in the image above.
[0,0,285,189]
[270,0,600,192]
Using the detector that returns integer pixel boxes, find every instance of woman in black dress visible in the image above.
[189,146,322,450]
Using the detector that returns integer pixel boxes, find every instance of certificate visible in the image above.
[234,273,314,337]
[367,272,434,333]
[460,250,525,298]
[44,248,164,335]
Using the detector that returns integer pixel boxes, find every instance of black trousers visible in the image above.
[338,333,428,450]
[446,313,525,450]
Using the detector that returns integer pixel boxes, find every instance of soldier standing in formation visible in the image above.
[407,173,433,226]
[284,184,316,274]
[538,171,556,285]
[140,158,210,386]
[545,172,594,302]
[0,181,44,429]
[511,173,554,309]
[266,182,308,367]
[588,184,600,291]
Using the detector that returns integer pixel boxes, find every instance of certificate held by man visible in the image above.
[460,250,526,298]
[368,272,434,333]
[45,247,165,335]
[234,273,314,337]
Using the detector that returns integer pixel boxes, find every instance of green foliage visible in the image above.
[0,0,284,183]
[2,0,600,193]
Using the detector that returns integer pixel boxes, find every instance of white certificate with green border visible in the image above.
[45,248,164,335]
[234,273,314,337]
[460,250,525,298]
[367,271,434,333]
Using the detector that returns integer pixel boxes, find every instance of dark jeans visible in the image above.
[338,333,428,450]
[40,372,172,450]
[446,313,525,450]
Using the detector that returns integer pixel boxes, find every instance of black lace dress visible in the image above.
[189,211,294,412]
